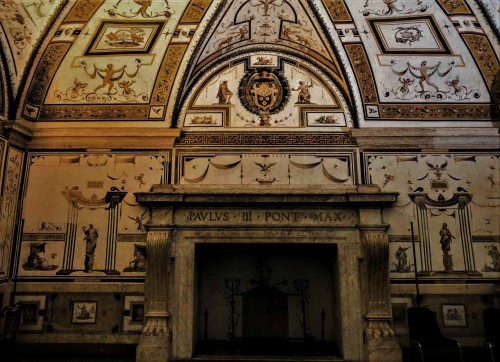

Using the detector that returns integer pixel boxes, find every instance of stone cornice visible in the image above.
[351,127,500,150]
[26,127,181,150]
[135,184,399,206]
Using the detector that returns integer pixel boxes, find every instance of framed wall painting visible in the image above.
[71,301,97,324]
[441,304,467,327]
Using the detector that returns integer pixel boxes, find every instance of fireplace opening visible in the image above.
[195,243,340,357]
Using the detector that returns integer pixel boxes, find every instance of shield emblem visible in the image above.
[251,82,278,112]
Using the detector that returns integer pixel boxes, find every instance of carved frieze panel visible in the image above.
[177,151,357,185]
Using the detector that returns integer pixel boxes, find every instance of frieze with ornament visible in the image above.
[344,44,379,103]
[323,0,352,21]
[179,0,213,23]
[462,34,500,95]
[38,104,150,121]
[384,60,481,101]
[0,147,24,280]
[378,103,492,120]
[65,0,105,22]
[26,43,71,107]
[176,133,354,146]
[151,44,188,104]
[178,153,355,185]
[53,59,148,104]
[437,0,471,14]
[361,0,428,17]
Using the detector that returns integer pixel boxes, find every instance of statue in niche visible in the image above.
[82,224,98,273]
[124,244,147,272]
[291,80,313,103]
[217,80,233,104]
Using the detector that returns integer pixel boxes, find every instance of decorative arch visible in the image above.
[177,51,354,129]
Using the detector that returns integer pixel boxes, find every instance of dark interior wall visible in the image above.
[195,243,337,343]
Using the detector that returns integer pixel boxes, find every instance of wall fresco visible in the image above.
[365,153,500,278]
[18,153,167,278]
[341,0,499,121]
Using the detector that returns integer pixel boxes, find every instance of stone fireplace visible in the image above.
[135,184,402,362]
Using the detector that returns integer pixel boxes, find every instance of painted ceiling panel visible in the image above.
[191,0,343,77]
[326,0,500,123]
[0,0,65,94]
[22,0,213,122]
[345,0,491,102]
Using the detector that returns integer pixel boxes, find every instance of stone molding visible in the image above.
[351,127,500,150]
[136,184,399,207]
[27,127,181,149]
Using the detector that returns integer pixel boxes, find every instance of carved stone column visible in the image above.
[136,228,172,362]
[360,225,402,362]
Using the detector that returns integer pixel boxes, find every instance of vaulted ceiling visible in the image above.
[0,0,499,129]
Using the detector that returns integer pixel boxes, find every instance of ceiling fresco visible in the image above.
[21,0,211,122]
[189,0,344,77]
[0,0,494,126]
[333,0,499,122]
[0,0,65,94]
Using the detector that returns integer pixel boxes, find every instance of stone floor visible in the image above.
[0,342,495,362]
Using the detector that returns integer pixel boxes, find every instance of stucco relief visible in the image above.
[18,153,166,277]
[365,153,500,277]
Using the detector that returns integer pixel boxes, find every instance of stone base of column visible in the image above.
[365,337,402,362]
[136,335,169,362]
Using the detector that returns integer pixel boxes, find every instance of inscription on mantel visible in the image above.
[175,209,357,226]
